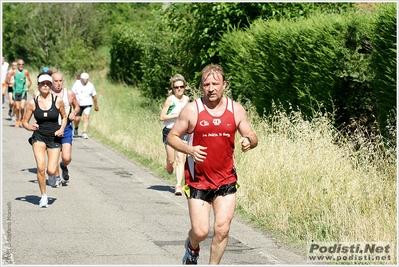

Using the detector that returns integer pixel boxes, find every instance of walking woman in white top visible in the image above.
[160,74,190,195]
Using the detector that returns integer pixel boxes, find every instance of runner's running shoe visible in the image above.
[52,176,62,188]
[82,132,88,139]
[47,175,56,187]
[175,184,183,196]
[39,195,48,208]
[60,162,69,181]
[166,164,173,175]
[183,238,200,265]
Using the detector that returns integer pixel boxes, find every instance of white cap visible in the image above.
[80,73,89,79]
[38,74,52,83]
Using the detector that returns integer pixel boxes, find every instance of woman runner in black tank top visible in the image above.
[21,73,67,208]
[33,93,62,143]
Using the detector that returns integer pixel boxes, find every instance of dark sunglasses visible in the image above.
[39,81,52,87]
[173,85,185,89]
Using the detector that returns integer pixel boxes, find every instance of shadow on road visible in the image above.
[21,167,37,174]
[15,195,57,206]
[147,185,175,194]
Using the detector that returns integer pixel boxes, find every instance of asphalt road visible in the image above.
[1,96,308,265]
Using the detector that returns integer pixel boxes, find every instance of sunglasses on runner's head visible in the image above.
[173,85,185,89]
[39,81,52,87]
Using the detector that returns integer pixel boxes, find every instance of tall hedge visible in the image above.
[109,11,181,99]
[109,24,145,86]
[220,9,382,129]
[370,3,397,133]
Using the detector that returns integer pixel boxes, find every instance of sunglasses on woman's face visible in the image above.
[39,81,52,87]
[173,85,185,89]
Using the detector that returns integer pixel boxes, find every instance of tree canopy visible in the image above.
[2,2,160,76]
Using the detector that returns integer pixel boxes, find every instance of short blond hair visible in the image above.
[201,64,225,86]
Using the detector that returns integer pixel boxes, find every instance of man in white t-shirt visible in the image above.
[71,72,99,139]
[2,56,10,104]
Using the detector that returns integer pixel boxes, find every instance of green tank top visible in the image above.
[13,69,26,94]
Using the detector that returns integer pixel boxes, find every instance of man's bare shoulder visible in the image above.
[232,100,249,122]
[67,89,76,96]
[184,100,198,112]
[232,100,246,111]
[179,101,198,122]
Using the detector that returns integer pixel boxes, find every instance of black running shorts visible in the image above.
[187,182,237,203]
[30,133,62,149]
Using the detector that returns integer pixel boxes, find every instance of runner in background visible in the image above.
[51,71,80,184]
[5,59,32,128]
[72,72,99,139]
[2,56,10,104]
[160,74,190,195]
[5,61,17,119]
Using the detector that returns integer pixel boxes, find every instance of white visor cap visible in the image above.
[38,74,52,83]
[80,73,89,79]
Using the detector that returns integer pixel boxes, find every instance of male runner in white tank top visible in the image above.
[51,72,80,185]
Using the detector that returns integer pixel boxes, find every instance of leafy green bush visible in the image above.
[161,2,357,84]
[370,3,397,134]
[220,9,379,131]
[138,27,175,99]
[109,24,145,86]
[106,2,358,100]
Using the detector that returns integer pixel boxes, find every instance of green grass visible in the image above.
[32,69,397,264]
